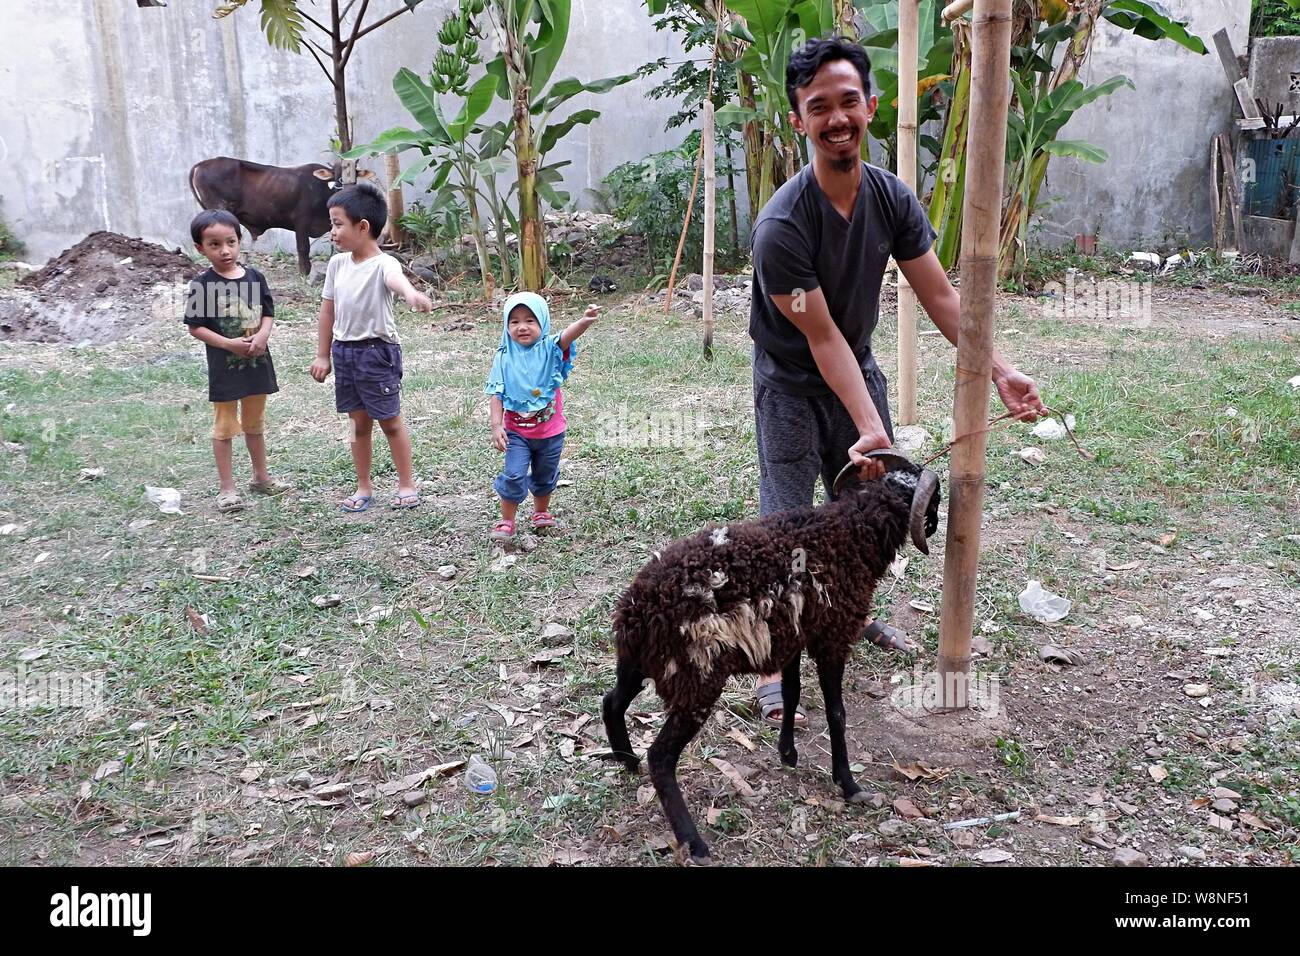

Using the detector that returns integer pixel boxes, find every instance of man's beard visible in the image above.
[829,155,856,173]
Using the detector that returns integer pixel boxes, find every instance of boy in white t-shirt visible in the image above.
[309,181,433,511]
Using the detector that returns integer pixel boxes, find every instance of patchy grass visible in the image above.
[0,254,1296,866]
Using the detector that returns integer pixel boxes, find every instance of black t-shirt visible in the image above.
[183,266,279,403]
[749,161,937,395]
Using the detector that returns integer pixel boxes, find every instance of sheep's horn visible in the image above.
[830,449,917,497]
[909,468,939,555]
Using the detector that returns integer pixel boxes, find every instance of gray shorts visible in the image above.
[753,366,894,517]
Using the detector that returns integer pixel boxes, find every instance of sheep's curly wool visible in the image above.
[613,473,918,708]
[602,465,940,864]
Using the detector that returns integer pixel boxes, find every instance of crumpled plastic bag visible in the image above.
[1019,579,1071,623]
[144,486,183,515]
[1032,414,1076,440]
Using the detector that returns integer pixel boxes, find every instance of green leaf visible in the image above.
[257,0,306,52]
[533,73,637,114]
[395,153,440,186]
[342,126,432,159]
[447,73,500,143]
[393,68,450,142]
[526,0,572,98]
[475,155,512,179]
[715,103,762,128]
[485,54,511,100]
[539,108,600,156]
[1101,1,1207,54]
[861,28,898,48]
[1042,139,1109,163]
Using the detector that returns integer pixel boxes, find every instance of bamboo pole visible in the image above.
[942,0,974,22]
[936,0,1012,711]
[384,151,405,247]
[703,100,717,361]
[897,0,920,425]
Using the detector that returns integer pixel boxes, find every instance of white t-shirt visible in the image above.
[322,252,403,343]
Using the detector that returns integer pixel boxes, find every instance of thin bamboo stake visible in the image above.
[942,0,974,22]
[664,14,723,315]
[897,0,920,425]
[936,0,1012,711]
[384,151,405,246]
[703,100,717,360]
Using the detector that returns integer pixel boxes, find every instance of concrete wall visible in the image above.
[0,0,1258,261]
[0,0,689,262]
[1034,0,1252,248]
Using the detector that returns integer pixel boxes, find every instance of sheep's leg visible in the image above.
[778,653,801,768]
[601,658,645,773]
[648,709,711,864]
[816,654,869,803]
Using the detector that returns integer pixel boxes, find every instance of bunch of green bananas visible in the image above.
[437,15,466,46]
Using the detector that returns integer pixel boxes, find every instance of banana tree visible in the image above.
[1005,73,1133,279]
[929,0,1206,277]
[483,0,640,290]
[213,0,427,153]
[345,67,502,296]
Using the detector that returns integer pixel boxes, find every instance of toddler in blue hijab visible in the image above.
[484,292,598,540]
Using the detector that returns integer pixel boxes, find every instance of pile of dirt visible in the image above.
[0,231,197,343]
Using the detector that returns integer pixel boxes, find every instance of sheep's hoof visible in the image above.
[779,748,798,768]
[846,789,872,804]
[689,850,713,866]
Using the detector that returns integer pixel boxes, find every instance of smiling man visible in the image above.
[747,36,1046,728]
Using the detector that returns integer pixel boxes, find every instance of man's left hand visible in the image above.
[994,367,1046,422]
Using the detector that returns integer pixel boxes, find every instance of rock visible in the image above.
[1184,683,1210,698]
[541,623,575,646]
[877,819,908,837]
[1178,845,1207,862]
[1112,847,1148,867]
[402,790,428,807]
[1208,576,1245,589]
[684,273,704,291]
[289,771,314,789]
[437,565,458,581]
[411,265,438,283]
[94,280,110,293]
[1211,798,1237,813]
[309,261,328,286]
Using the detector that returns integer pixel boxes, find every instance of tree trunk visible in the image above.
[331,2,352,155]
[462,180,495,299]
[384,152,405,246]
[512,82,547,291]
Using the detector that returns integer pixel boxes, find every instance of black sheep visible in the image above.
[602,452,941,864]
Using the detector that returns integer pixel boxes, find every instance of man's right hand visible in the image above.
[226,337,254,358]
[848,431,893,481]
[309,357,331,383]
[491,423,507,452]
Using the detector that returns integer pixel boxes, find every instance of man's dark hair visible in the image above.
[190,209,242,244]
[786,35,873,114]
[327,180,388,236]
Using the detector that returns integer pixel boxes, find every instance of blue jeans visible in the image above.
[494,431,565,503]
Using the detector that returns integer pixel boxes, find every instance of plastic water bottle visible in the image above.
[463,756,498,794]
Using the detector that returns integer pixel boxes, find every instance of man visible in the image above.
[748,36,1046,727]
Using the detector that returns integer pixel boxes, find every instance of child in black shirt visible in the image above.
[183,210,291,512]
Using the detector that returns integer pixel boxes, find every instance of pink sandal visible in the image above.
[530,511,557,530]
[490,519,516,541]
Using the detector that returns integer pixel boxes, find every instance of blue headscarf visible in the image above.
[483,292,575,414]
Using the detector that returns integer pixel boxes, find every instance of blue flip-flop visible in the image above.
[340,494,373,513]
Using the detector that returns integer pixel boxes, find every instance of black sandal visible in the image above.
[864,619,918,653]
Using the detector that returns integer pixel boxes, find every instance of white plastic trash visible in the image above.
[1019,580,1071,624]
[1032,414,1075,440]
[144,486,183,515]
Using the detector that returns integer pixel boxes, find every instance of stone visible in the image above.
[1112,847,1148,867]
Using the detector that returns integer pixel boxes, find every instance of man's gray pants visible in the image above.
[754,365,895,518]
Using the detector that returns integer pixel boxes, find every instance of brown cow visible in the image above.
[188,157,376,275]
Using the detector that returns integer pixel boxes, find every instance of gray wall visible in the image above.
[0,0,689,262]
[1034,0,1251,248]
[0,0,1255,261]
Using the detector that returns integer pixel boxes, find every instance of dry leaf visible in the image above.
[1207,812,1234,833]
[637,785,657,806]
[1107,561,1140,571]
[708,757,756,799]
[530,647,573,666]
[909,600,935,614]
[1035,814,1083,826]
[238,763,265,784]
[550,849,589,866]
[892,759,951,782]
[375,761,466,798]
[295,566,317,579]
[725,729,757,752]
[1189,796,1212,810]
[344,851,375,867]
[973,848,1014,863]
[94,760,123,781]
[185,607,208,634]
[1239,813,1274,832]
[16,647,47,663]
[1148,765,1169,783]
[951,830,976,848]
[897,857,935,867]
[1157,532,1176,547]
